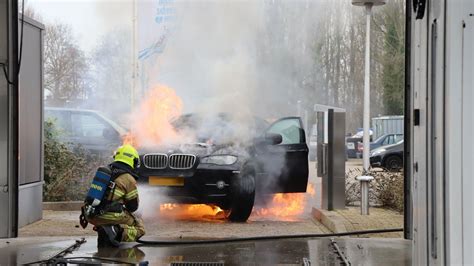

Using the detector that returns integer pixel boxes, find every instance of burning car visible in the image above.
[136,113,309,222]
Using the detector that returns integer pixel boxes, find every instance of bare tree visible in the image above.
[22,0,42,21]
[375,0,406,115]
[92,29,132,100]
[311,0,404,133]
[44,23,88,105]
[90,28,132,121]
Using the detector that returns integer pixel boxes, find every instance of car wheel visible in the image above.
[384,156,403,172]
[227,168,256,222]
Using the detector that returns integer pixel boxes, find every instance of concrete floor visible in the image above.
[3,159,410,265]
[21,162,329,239]
[0,236,411,265]
[19,209,331,239]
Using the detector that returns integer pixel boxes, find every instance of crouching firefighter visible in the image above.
[79,144,145,247]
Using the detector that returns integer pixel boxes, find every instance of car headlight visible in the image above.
[201,155,238,165]
[370,148,385,157]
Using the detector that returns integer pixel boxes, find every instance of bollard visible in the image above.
[356,175,374,215]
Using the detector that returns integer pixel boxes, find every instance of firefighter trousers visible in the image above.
[88,210,145,242]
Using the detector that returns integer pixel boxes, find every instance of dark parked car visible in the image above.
[346,137,360,158]
[370,140,404,171]
[370,133,403,150]
[45,107,126,154]
[137,113,309,222]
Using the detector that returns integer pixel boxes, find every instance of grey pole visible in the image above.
[352,0,385,215]
[357,175,374,215]
[362,3,372,173]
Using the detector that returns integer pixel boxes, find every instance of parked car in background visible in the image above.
[348,133,403,159]
[346,137,359,158]
[351,128,373,139]
[372,115,403,141]
[346,129,373,158]
[370,140,404,171]
[370,133,404,150]
[44,107,126,155]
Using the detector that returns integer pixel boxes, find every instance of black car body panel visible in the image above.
[137,114,309,206]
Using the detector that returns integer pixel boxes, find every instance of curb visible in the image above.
[311,207,348,233]
[43,201,82,211]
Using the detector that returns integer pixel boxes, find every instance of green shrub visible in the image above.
[43,119,108,201]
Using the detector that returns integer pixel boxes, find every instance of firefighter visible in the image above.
[80,144,145,247]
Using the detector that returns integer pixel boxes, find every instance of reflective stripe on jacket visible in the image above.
[107,172,139,212]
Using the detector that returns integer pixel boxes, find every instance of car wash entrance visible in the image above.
[0,0,414,264]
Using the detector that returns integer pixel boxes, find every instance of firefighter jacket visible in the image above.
[106,162,140,213]
[93,162,139,220]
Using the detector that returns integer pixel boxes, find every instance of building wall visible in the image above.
[371,116,404,139]
[411,0,474,264]
[17,16,44,227]
[445,0,474,263]
[0,0,12,238]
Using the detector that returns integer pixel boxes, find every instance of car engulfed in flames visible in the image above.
[125,85,310,222]
[136,112,310,222]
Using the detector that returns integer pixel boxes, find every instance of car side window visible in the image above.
[267,118,302,145]
[383,135,394,145]
[45,110,71,135]
[71,113,109,138]
[395,134,404,142]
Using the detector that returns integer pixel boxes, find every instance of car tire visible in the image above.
[227,168,256,222]
[384,156,403,172]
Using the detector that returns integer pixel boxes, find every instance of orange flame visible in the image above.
[251,183,316,221]
[123,84,183,148]
[126,85,317,222]
[158,204,226,221]
[155,183,316,222]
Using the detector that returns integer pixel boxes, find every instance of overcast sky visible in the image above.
[27,0,133,52]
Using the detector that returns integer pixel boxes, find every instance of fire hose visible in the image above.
[136,227,403,245]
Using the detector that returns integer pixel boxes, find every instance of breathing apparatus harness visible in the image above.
[79,163,138,229]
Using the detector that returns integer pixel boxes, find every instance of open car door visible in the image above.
[256,117,309,194]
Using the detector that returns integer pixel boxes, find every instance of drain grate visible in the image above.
[170,262,224,266]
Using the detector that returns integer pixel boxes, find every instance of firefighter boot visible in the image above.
[97,225,123,247]
[97,228,109,248]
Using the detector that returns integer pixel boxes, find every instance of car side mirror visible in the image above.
[103,128,119,139]
[264,133,283,145]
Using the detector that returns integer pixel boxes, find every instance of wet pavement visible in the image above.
[4,159,410,265]
[20,162,328,240]
[1,236,410,265]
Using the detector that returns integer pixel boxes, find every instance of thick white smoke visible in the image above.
[98,0,325,221]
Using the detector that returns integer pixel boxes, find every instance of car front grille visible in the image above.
[169,154,196,169]
[142,153,168,169]
[142,153,196,169]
